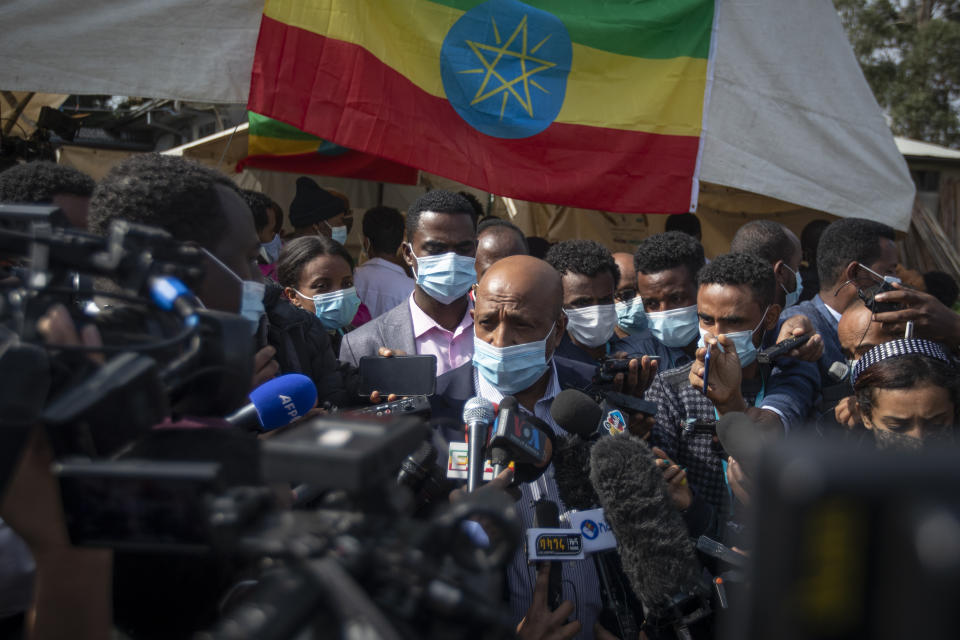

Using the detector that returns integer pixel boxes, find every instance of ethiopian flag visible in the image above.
[237,112,419,184]
[248,0,717,213]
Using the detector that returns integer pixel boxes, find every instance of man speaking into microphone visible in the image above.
[434,255,600,639]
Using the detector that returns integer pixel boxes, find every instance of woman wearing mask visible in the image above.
[278,235,368,355]
[852,338,959,449]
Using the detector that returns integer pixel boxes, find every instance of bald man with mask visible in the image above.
[431,256,601,640]
[831,300,902,429]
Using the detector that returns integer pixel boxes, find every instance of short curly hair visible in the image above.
[545,239,619,283]
[240,189,283,235]
[730,220,798,266]
[816,218,896,287]
[0,161,94,203]
[633,231,705,278]
[697,252,775,308]
[406,190,477,241]
[88,154,238,249]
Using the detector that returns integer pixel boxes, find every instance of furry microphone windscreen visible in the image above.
[552,433,600,511]
[589,434,703,618]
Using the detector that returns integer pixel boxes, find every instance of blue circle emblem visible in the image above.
[440,0,572,139]
[580,520,599,540]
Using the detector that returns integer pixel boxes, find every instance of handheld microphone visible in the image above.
[487,396,553,482]
[533,499,564,612]
[590,435,709,627]
[226,373,317,432]
[462,397,495,493]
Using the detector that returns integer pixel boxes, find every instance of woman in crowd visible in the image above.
[277,235,367,355]
[852,338,959,449]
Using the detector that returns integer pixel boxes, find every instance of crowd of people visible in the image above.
[0,155,959,639]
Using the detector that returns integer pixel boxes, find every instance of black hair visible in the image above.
[241,189,283,235]
[526,236,552,260]
[277,235,354,289]
[816,218,896,287]
[923,271,959,308]
[406,190,477,241]
[362,205,405,254]
[632,231,705,279]
[697,252,776,308]
[854,354,960,422]
[545,239,620,283]
[458,191,486,219]
[664,213,701,238]
[0,161,94,203]
[801,219,830,265]
[88,154,237,248]
[477,218,529,252]
[730,220,798,266]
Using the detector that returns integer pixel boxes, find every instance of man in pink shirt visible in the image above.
[339,190,478,376]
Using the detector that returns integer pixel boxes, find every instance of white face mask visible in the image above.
[563,304,618,348]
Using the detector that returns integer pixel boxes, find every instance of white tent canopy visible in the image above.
[0,0,915,230]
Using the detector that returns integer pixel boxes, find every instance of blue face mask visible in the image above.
[408,246,477,305]
[202,248,264,335]
[697,307,769,367]
[782,265,802,308]
[646,304,699,348]
[325,222,348,246]
[615,297,647,333]
[473,324,554,394]
[296,286,361,330]
[261,234,282,263]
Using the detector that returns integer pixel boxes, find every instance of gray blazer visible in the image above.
[339,300,416,367]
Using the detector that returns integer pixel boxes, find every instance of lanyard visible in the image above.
[712,376,765,422]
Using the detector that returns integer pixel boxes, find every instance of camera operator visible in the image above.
[0,305,113,640]
[0,161,94,230]
[87,154,357,405]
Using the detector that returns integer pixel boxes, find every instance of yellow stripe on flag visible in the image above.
[263,0,707,136]
[248,134,322,156]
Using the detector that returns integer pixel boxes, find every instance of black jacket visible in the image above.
[263,284,359,408]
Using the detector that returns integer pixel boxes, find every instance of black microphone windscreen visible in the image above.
[553,433,599,511]
[534,499,560,528]
[550,389,603,438]
[589,435,703,618]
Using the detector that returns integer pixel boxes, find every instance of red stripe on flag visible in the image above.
[236,151,419,185]
[249,16,700,213]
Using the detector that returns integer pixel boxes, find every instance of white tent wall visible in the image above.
[699,0,914,230]
[4,0,914,232]
[0,0,262,104]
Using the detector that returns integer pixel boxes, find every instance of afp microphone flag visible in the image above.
[248,0,718,214]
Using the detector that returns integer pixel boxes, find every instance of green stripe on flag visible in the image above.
[248,111,322,141]
[427,0,714,60]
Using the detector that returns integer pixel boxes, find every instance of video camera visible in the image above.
[0,204,521,638]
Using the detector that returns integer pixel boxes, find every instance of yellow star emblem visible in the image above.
[457,15,556,120]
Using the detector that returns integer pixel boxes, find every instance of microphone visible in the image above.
[487,396,553,483]
[462,397,495,492]
[550,390,642,640]
[589,435,708,625]
[716,411,781,478]
[226,374,317,432]
[533,499,564,612]
[550,389,618,511]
